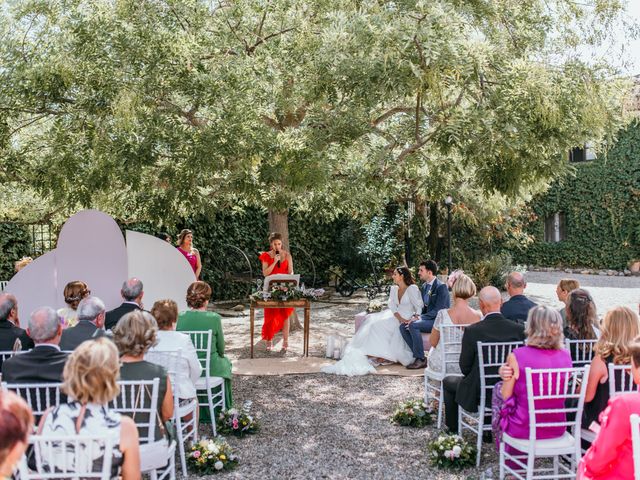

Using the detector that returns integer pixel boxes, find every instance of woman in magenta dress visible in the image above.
[259,232,294,352]
[493,305,573,466]
[177,229,202,279]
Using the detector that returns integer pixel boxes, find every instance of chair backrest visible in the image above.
[18,433,117,479]
[0,280,8,292]
[608,363,639,397]
[439,324,469,375]
[565,339,597,367]
[631,413,640,480]
[180,330,212,375]
[477,341,523,408]
[108,378,160,443]
[145,349,183,408]
[524,366,589,441]
[2,382,64,421]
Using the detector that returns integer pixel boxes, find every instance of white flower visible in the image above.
[214,461,224,470]
[452,445,462,457]
[444,450,452,457]
[206,443,220,454]
[438,436,444,442]
[228,408,238,415]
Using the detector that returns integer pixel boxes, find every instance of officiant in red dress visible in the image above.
[259,232,294,352]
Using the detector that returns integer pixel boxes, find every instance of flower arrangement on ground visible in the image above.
[217,405,260,437]
[366,299,384,313]
[427,434,476,469]
[390,399,433,427]
[188,437,238,474]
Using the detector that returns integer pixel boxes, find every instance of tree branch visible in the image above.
[371,107,414,126]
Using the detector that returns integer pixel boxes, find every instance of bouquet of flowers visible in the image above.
[251,284,325,302]
[427,434,476,469]
[390,399,433,428]
[217,405,260,437]
[187,438,238,474]
[366,299,384,313]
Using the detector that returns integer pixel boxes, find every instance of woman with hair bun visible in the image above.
[177,281,233,421]
[57,280,90,328]
[176,229,201,279]
[259,232,294,352]
[322,266,424,376]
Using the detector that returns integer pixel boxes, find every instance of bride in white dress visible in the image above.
[322,267,424,376]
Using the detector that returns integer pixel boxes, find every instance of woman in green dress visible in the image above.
[177,281,233,421]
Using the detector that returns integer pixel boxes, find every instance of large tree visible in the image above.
[0,0,632,243]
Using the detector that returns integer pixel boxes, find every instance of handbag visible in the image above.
[132,383,173,472]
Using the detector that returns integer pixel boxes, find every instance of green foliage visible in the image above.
[0,223,31,280]
[358,214,404,271]
[467,253,523,290]
[514,121,640,269]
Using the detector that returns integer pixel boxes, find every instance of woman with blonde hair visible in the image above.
[113,311,174,440]
[38,338,140,479]
[0,390,33,478]
[57,280,90,328]
[426,270,481,373]
[582,306,640,428]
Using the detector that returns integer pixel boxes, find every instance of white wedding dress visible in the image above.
[322,284,424,376]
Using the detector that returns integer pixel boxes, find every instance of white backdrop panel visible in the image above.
[126,231,195,312]
[56,210,128,311]
[3,251,57,328]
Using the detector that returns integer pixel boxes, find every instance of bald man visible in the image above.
[501,272,537,324]
[442,286,525,432]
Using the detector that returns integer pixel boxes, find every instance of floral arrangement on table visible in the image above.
[390,399,433,428]
[217,403,260,437]
[188,437,238,474]
[366,299,385,313]
[250,283,325,302]
[427,434,476,469]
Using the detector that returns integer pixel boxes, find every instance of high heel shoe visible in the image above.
[266,341,273,351]
[280,342,288,353]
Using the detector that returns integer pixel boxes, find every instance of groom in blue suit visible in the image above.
[400,259,450,369]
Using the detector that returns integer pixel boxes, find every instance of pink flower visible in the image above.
[192,451,201,458]
[232,419,239,429]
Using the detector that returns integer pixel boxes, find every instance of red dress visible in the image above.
[259,251,294,341]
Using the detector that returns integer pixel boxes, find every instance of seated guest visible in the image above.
[427,272,481,373]
[57,280,90,329]
[443,286,525,432]
[578,336,640,479]
[0,390,33,478]
[105,278,144,331]
[582,306,639,429]
[564,288,600,346]
[0,293,34,355]
[38,338,140,479]
[59,296,108,351]
[2,306,68,383]
[492,306,572,463]
[113,311,174,441]
[148,299,202,402]
[556,278,580,327]
[177,281,233,420]
[500,272,537,324]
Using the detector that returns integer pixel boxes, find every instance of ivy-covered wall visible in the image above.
[0,223,31,281]
[514,120,640,270]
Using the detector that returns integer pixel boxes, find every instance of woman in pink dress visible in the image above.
[177,229,201,279]
[493,305,573,465]
[259,232,294,352]
[579,335,640,479]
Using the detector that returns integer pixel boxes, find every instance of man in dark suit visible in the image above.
[0,293,34,357]
[105,278,144,330]
[2,306,68,383]
[501,271,537,324]
[60,296,108,351]
[400,260,450,369]
[442,286,525,432]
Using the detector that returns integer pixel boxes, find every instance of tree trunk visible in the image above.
[268,209,290,250]
[427,201,439,260]
[267,208,302,331]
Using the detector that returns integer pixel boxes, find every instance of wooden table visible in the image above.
[249,299,311,358]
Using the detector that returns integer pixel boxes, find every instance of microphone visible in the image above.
[276,250,281,268]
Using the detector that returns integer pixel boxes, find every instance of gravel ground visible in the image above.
[184,272,639,479]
